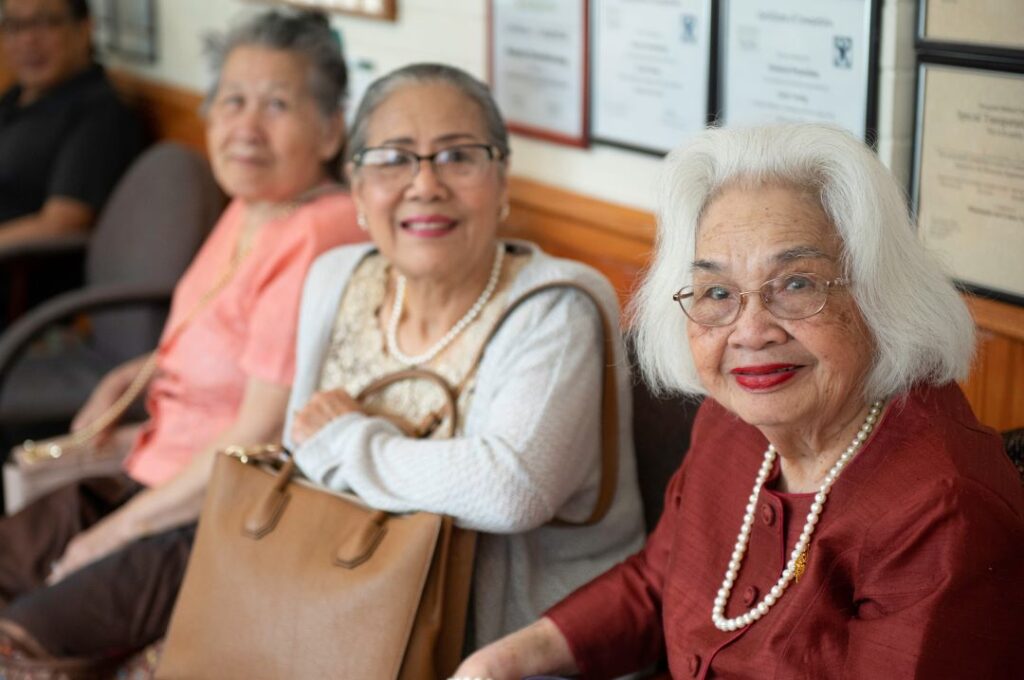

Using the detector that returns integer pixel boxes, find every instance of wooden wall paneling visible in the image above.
[110,71,208,152]
[962,296,1024,431]
[504,177,655,304]
[33,71,1024,432]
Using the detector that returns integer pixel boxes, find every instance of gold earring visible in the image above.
[499,204,510,222]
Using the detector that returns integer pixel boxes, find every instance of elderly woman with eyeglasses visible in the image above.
[285,63,644,650]
[454,124,1024,679]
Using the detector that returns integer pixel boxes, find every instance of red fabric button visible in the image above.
[688,653,702,676]
[760,503,775,526]
[743,585,759,606]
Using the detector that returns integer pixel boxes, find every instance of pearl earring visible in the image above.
[356,213,367,231]
[499,204,510,222]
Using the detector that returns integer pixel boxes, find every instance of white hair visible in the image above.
[631,123,975,402]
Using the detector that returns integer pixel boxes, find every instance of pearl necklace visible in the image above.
[711,400,884,632]
[386,243,505,367]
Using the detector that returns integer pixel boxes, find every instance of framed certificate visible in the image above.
[590,0,713,155]
[489,0,589,147]
[917,0,1024,57]
[95,0,157,63]
[251,0,398,21]
[718,0,881,142]
[912,60,1024,305]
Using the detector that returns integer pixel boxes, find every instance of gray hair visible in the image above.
[632,123,975,402]
[203,9,348,120]
[344,63,509,171]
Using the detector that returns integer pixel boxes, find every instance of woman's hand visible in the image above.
[71,355,151,439]
[47,510,138,584]
[452,617,578,680]
[291,389,363,445]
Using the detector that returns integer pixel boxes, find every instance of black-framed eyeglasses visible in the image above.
[0,13,75,36]
[672,272,849,327]
[352,143,505,189]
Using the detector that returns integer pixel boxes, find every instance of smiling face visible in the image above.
[1,0,91,101]
[686,182,874,438]
[349,80,507,285]
[205,45,344,204]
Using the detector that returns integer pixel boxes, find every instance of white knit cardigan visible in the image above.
[285,240,645,647]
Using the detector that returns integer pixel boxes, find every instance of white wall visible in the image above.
[104,0,918,212]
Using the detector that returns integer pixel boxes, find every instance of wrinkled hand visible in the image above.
[290,389,363,445]
[452,618,576,680]
[48,513,135,585]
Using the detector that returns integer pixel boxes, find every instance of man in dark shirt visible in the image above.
[0,0,144,248]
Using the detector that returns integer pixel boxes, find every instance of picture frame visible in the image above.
[247,0,398,22]
[488,0,589,148]
[911,57,1024,306]
[916,0,1024,59]
[589,0,714,156]
[95,0,158,64]
[717,0,881,144]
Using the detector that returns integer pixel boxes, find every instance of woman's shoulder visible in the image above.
[286,191,362,247]
[837,383,1024,537]
[503,240,620,322]
[305,242,378,293]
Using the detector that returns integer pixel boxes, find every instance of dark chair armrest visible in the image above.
[0,283,172,394]
[0,233,90,264]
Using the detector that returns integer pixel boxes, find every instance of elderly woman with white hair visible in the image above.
[454,124,1024,679]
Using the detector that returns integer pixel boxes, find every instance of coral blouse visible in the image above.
[547,383,1024,679]
[122,193,361,487]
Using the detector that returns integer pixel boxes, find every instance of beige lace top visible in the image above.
[317,248,530,437]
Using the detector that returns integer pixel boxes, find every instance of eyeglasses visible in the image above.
[0,13,75,36]
[672,272,848,327]
[352,144,504,189]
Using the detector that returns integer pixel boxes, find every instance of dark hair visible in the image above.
[0,0,90,20]
[204,9,348,119]
[345,63,509,169]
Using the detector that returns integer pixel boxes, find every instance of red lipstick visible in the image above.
[730,364,801,390]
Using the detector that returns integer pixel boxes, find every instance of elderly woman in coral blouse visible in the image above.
[455,124,1024,679]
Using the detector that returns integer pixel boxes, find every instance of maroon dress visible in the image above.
[547,383,1024,679]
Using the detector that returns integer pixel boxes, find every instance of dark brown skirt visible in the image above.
[0,474,195,675]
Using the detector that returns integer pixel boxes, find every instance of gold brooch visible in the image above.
[794,549,808,583]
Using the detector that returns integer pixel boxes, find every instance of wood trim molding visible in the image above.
[965,295,1024,343]
[110,70,208,152]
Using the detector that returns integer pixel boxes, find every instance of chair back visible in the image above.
[629,345,701,533]
[86,143,226,362]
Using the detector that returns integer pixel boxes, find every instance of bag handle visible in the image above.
[456,281,619,527]
[18,236,255,464]
[355,368,460,439]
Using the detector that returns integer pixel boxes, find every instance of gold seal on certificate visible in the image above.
[913,63,1024,302]
[718,0,878,139]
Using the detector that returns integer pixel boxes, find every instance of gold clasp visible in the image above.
[20,440,65,465]
[222,443,287,466]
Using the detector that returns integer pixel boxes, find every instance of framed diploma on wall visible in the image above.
[489,0,589,147]
[718,0,881,142]
[250,0,398,21]
[590,0,713,155]
[912,60,1024,305]
[917,0,1024,58]
[95,0,157,63]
